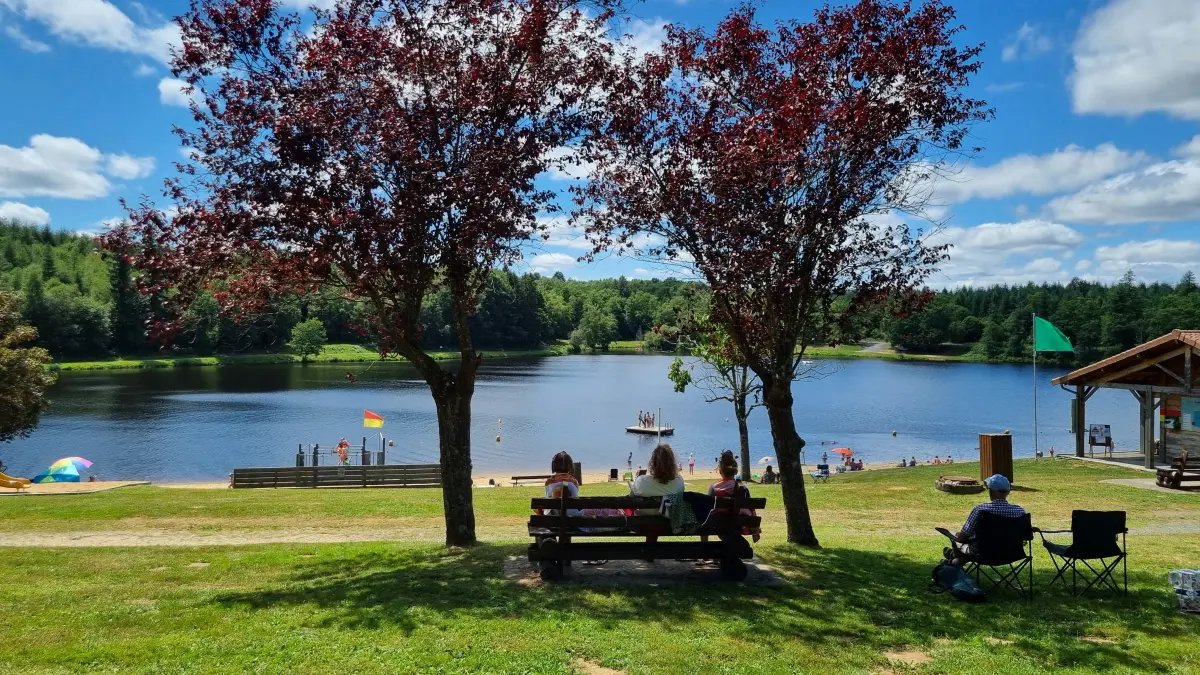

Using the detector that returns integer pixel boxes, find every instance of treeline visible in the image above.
[0,220,695,360]
[885,271,1200,366]
[3,220,1198,365]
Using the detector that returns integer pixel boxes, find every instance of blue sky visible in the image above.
[1,0,1198,287]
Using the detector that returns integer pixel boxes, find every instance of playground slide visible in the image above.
[0,472,31,489]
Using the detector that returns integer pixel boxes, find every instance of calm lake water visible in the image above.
[3,355,1140,482]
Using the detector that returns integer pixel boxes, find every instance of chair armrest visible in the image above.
[1037,529,1070,534]
[934,527,957,541]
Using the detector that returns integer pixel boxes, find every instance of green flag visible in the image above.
[1034,316,1073,352]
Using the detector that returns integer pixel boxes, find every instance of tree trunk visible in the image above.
[762,378,819,546]
[734,395,752,481]
[431,380,478,547]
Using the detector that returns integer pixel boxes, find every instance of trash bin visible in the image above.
[979,433,1014,482]
[1170,570,1200,613]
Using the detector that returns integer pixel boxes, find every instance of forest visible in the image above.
[2,219,1198,367]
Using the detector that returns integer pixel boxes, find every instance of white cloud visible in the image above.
[1047,159,1200,225]
[1002,22,1053,62]
[1070,0,1200,120]
[530,252,578,274]
[542,146,597,181]
[3,23,50,52]
[0,134,156,199]
[623,17,667,56]
[926,220,1084,287]
[134,63,155,77]
[539,214,592,250]
[935,144,1147,203]
[105,154,155,180]
[278,0,336,9]
[158,77,199,107]
[0,0,180,64]
[1091,239,1200,279]
[1173,135,1200,157]
[0,201,50,225]
[1075,259,1092,272]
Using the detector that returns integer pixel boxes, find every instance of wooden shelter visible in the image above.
[1052,330,1200,468]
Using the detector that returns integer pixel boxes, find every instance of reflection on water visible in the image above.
[2,356,1138,482]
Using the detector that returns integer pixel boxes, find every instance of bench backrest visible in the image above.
[528,494,766,535]
[232,464,441,489]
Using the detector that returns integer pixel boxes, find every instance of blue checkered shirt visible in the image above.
[962,499,1026,538]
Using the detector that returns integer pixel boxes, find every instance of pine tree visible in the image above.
[40,247,55,280]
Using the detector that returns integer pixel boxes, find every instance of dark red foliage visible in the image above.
[575,0,990,545]
[578,0,989,378]
[107,0,621,367]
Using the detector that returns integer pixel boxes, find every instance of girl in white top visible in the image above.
[630,444,685,514]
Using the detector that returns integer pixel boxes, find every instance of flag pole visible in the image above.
[1032,312,1038,458]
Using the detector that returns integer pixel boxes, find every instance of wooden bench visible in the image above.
[1156,452,1200,489]
[526,493,766,582]
[231,464,441,489]
[511,474,553,487]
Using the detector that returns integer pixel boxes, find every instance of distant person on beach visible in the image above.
[1049,447,1055,458]
[945,455,953,465]
[931,456,941,465]
[627,452,633,469]
[688,453,695,475]
[909,456,917,467]
[822,451,828,464]
[945,474,1026,566]
[761,465,777,484]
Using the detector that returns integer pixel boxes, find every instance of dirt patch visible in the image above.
[503,556,781,587]
[188,562,209,568]
[884,651,931,666]
[149,566,170,572]
[1080,636,1118,645]
[985,637,1014,646]
[571,659,625,675]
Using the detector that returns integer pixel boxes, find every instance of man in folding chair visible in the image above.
[1036,510,1128,596]
[938,474,1035,599]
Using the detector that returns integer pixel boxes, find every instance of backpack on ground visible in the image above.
[930,562,987,603]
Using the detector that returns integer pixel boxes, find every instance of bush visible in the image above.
[288,319,328,363]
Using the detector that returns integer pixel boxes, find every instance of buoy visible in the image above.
[725,418,729,423]
[388,440,394,447]
[496,435,501,442]
[891,430,897,436]
[1003,429,1011,434]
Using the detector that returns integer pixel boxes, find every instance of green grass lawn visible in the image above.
[1,460,1198,674]
[49,343,567,371]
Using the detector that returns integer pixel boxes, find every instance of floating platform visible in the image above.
[626,425,674,436]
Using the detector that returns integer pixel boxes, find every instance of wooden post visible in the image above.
[1075,385,1086,458]
[1186,348,1193,393]
[1139,389,1154,469]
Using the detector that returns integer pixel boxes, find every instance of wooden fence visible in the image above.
[231,463,441,489]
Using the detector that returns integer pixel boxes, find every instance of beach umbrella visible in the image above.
[50,457,93,472]
[30,457,92,483]
[831,447,854,456]
[758,456,774,464]
[31,464,81,483]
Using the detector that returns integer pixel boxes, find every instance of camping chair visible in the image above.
[1036,510,1127,596]
[938,512,1034,600]
[608,468,619,482]
[810,464,831,483]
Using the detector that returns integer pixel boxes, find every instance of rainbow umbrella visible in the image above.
[31,457,92,484]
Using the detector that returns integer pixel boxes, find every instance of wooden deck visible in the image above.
[624,425,674,436]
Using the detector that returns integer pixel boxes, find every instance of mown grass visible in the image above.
[48,343,568,372]
[1,460,1198,674]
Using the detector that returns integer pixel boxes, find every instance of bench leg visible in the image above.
[538,538,562,581]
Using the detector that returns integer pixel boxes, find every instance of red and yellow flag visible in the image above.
[363,410,384,428]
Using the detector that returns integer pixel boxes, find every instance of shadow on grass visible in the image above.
[213,543,1197,671]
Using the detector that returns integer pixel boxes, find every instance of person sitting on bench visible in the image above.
[946,474,1026,566]
[629,444,685,547]
[707,450,761,542]
[761,465,778,484]
[541,451,580,516]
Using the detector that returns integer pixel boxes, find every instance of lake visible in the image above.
[2,355,1140,482]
